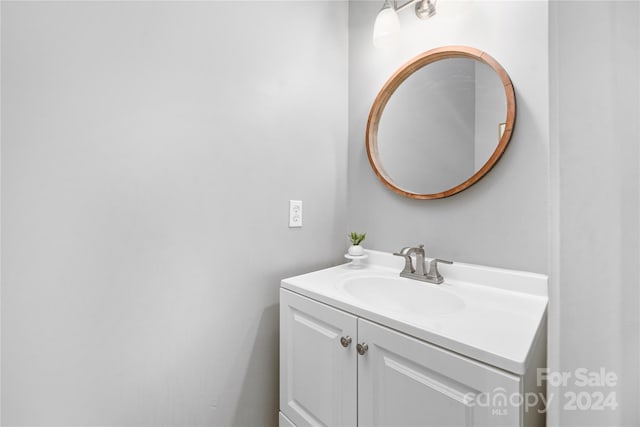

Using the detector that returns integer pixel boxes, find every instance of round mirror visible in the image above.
[366,46,516,199]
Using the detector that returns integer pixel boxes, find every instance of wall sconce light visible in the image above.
[373,0,437,48]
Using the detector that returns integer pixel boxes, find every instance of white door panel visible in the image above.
[358,318,521,427]
[280,289,357,427]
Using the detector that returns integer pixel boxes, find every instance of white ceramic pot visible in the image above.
[348,245,365,256]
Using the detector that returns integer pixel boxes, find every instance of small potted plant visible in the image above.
[348,232,366,256]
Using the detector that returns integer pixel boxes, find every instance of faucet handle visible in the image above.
[425,258,453,284]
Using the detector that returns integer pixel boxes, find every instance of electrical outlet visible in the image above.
[289,200,302,228]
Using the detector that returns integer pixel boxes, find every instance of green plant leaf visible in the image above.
[349,232,366,245]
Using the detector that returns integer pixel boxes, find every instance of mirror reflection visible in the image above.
[378,58,506,194]
[366,47,516,199]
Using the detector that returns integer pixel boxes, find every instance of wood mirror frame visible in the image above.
[366,46,516,199]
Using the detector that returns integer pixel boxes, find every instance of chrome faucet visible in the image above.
[393,245,453,284]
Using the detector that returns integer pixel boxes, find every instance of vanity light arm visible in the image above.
[395,0,418,12]
[395,0,436,18]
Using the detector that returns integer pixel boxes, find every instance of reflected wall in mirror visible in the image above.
[366,46,516,199]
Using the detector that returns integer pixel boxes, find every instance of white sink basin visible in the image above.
[341,276,465,317]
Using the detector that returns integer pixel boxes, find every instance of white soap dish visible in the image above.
[345,253,368,268]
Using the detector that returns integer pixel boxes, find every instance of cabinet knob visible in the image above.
[357,343,369,355]
[340,336,352,348]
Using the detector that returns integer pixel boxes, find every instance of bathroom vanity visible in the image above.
[279,250,547,427]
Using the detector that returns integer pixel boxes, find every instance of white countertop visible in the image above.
[281,250,548,375]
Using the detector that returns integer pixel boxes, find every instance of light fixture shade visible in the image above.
[372,3,400,48]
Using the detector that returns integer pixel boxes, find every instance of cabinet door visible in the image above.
[280,289,358,426]
[358,319,521,427]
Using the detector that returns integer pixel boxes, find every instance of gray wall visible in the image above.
[3,1,640,427]
[1,1,348,425]
[348,0,549,273]
[549,2,639,426]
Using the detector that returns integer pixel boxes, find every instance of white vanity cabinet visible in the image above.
[357,317,520,427]
[280,289,525,427]
[279,288,357,426]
